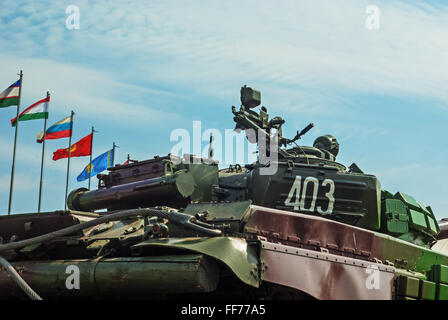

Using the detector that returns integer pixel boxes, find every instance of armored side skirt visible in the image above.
[0,254,219,299]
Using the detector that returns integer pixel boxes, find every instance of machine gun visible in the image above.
[232,86,314,158]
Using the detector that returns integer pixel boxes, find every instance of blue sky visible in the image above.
[0,0,447,218]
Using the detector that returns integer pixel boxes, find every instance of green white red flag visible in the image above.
[11,96,49,127]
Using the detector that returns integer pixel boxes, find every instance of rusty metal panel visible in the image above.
[245,205,377,258]
[245,206,448,273]
[103,155,170,187]
[0,212,79,243]
[260,241,395,300]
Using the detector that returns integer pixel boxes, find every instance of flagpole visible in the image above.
[88,126,94,190]
[8,70,23,216]
[37,91,50,213]
[64,110,75,210]
[112,142,116,166]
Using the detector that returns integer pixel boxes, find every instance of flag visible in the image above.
[123,159,130,165]
[0,80,20,108]
[77,149,114,182]
[11,96,49,126]
[53,133,92,161]
[37,115,72,143]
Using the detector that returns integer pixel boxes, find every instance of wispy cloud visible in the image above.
[2,1,448,106]
[0,53,181,125]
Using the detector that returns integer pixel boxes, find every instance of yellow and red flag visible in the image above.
[53,133,92,161]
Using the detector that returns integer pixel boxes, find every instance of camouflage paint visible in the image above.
[133,237,260,288]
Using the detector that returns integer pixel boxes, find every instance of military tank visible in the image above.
[0,86,447,300]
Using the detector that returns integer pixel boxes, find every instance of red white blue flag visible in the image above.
[37,115,73,143]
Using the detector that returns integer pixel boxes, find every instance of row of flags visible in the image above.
[1,73,121,214]
[3,84,113,179]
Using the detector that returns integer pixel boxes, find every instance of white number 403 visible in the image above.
[284,176,335,215]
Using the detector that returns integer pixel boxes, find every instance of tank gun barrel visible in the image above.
[67,170,195,212]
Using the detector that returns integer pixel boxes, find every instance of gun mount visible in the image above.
[232,86,341,163]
